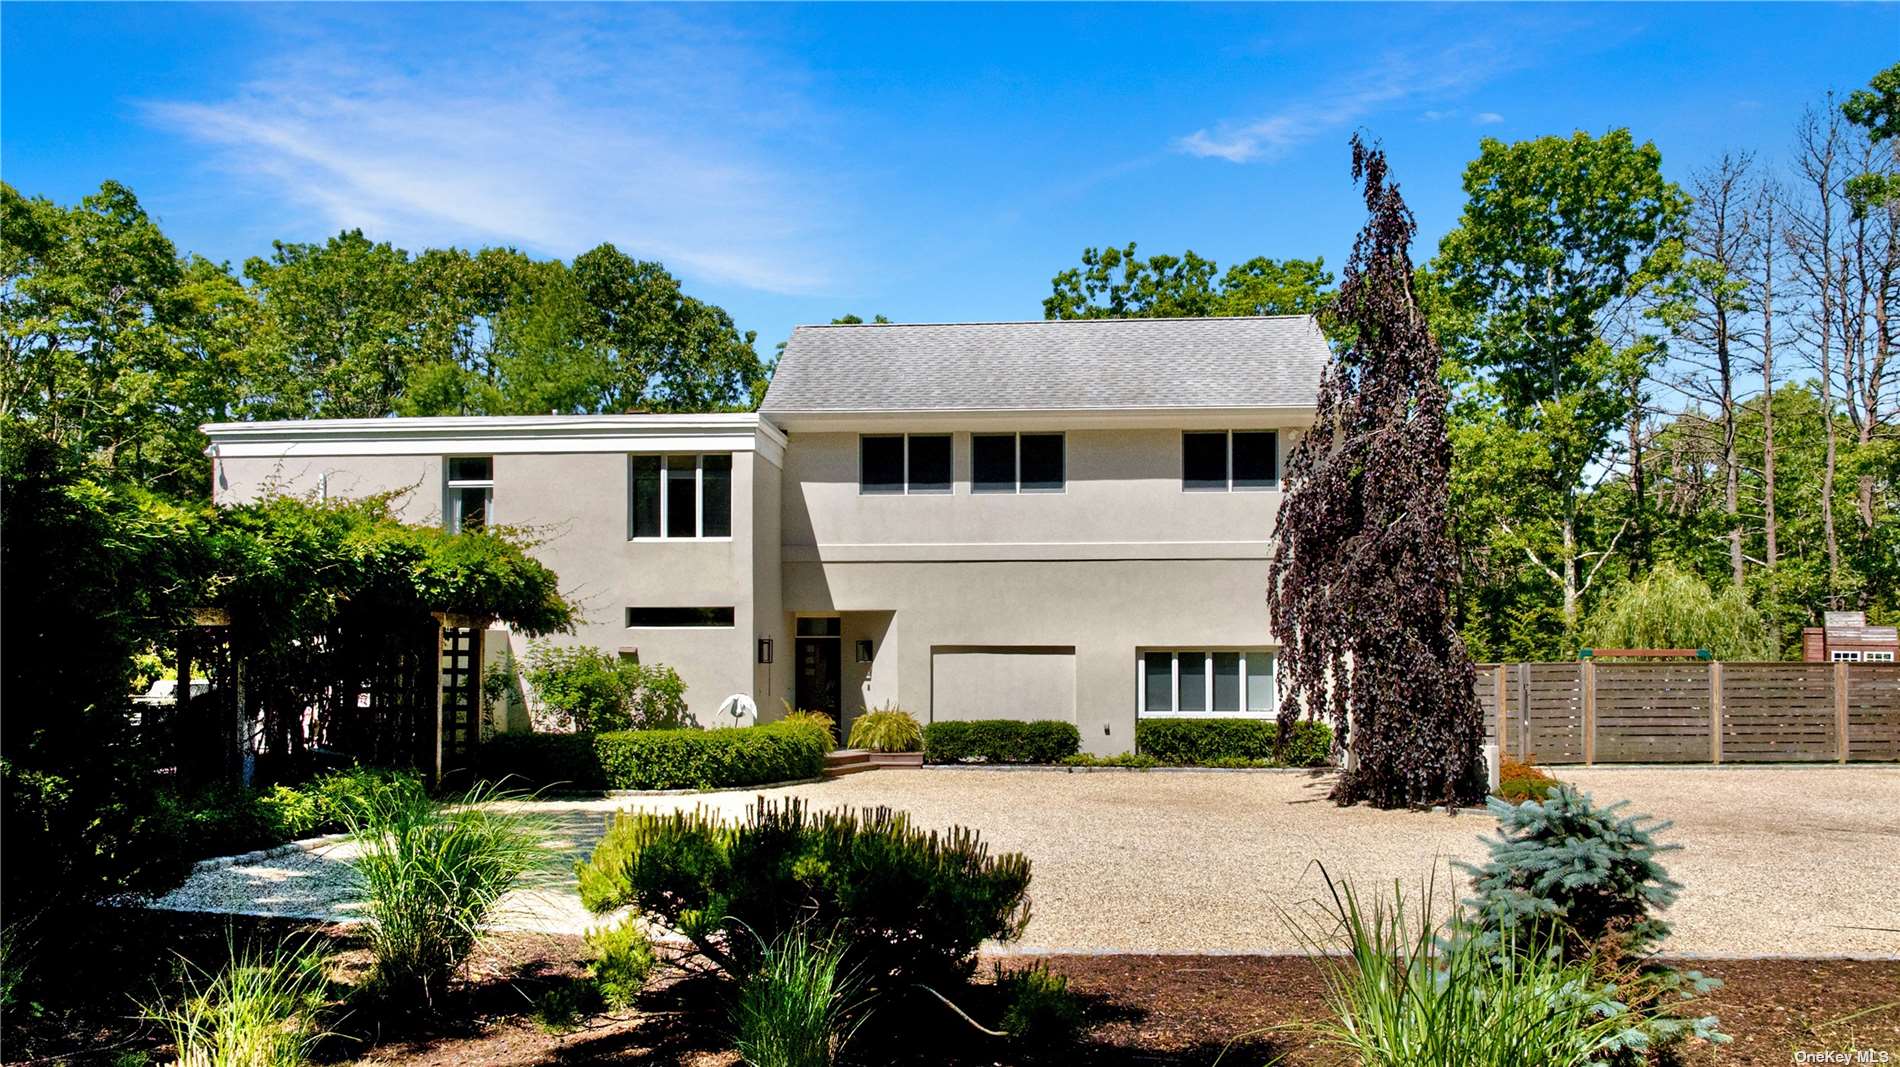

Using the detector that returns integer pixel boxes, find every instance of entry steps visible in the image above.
[821,749,924,778]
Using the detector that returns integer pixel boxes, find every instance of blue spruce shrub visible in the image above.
[1460,786,1728,1062]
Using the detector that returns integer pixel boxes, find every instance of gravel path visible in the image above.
[148,765,1900,957]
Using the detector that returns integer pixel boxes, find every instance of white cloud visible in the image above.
[1177,40,1519,164]
[142,8,846,295]
[1421,109,1458,122]
[1472,111,1505,125]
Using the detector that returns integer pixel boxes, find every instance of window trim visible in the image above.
[444,455,495,531]
[970,432,1067,495]
[1864,650,1895,662]
[629,453,734,542]
[1137,648,1276,717]
[858,433,954,496]
[1181,431,1280,493]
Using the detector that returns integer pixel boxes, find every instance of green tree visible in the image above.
[1842,61,1900,215]
[1583,561,1778,659]
[1434,130,1691,636]
[570,244,766,412]
[1044,242,1333,320]
[241,229,424,420]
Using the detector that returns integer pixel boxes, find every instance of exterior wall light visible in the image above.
[855,639,874,664]
[757,638,774,664]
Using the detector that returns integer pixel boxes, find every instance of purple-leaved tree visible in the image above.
[1268,137,1484,809]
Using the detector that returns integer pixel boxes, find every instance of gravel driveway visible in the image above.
[149,765,1900,958]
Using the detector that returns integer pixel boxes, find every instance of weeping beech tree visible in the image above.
[1268,137,1484,809]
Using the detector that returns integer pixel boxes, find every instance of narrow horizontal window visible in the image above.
[796,617,842,637]
[972,434,1016,493]
[1182,432,1228,490]
[1232,431,1278,489]
[1140,649,1276,716]
[907,434,952,493]
[860,435,905,494]
[447,456,492,483]
[627,607,735,628]
[1019,433,1065,491]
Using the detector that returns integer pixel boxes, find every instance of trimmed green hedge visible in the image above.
[476,721,829,791]
[1134,717,1333,767]
[923,720,1080,764]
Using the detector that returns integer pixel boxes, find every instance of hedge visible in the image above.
[1134,718,1333,767]
[475,721,830,791]
[923,720,1080,764]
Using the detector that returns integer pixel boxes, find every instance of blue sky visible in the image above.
[3,3,1894,355]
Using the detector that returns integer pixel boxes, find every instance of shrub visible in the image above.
[143,937,330,1067]
[1462,786,1681,962]
[520,643,690,732]
[343,775,544,1006]
[845,707,922,752]
[993,962,1083,1047]
[1495,756,1558,803]
[475,722,828,791]
[732,926,864,1067]
[1294,873,1634,1067]
[1461,787,1726,1062]
[585,916,658,1011]
[922,720,1079,764]
[577,797,1031,991]
[1132,718,1332,767]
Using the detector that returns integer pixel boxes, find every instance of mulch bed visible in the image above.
[4,910,1894,1065]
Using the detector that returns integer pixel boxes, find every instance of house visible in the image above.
[201,315,1326,755]
[1801,611,1899,663]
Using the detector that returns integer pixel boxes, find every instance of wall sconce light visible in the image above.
[757,638,774,664]
[855,639,874,664]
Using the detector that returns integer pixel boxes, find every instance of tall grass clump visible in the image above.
[1289,870,1632,1067]
[732,926,865,1067]
[844,706,922,752]
[343,774,544,1006]
[144,937,330,1067]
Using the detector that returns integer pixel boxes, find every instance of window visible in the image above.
[860,436,905,494]
[1867,650,1896,662]
[446,456,493,531]
[908,434,952,493]
[972,433,1066,493]
[1182,431,1279,491]
[630,454,733,539]
[796,617,841,637]
[1140,650,1276,715]
[859,434,952,494]
[1832,649,1864,662]
[627,607,735,628]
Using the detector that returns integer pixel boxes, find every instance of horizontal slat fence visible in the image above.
[1474,661,1899,765]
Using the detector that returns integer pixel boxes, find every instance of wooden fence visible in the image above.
[1477,661,1900,764]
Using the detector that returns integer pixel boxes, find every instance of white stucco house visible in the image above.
[202,315,1327,756]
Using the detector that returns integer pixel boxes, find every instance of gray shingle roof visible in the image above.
[759,316,1328,414]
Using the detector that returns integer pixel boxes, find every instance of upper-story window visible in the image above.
[1182,431,1278,491]
[445,456,493,531]
[860,434,951,495]
[973,433,1065,493]
[630,454,732,539]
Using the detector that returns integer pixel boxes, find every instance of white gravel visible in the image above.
[146,765,1900,958]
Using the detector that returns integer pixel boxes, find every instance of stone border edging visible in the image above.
[190,832,350,873]
[920,763,1328,774]
[530,775,828,800]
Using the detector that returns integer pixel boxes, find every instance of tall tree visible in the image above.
[1434,129,1691,632]
[570,244,765,412]
[1269,138,1482,810]
[1786,103,1850,601]
[1044,242,1333,320]
[1674,153,1758,587]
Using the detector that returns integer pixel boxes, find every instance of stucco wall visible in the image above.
[214,444,781,727]
[784,557,1273,755]
[780,428,1285,550]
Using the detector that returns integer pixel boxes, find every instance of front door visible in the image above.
[794,618,842,731]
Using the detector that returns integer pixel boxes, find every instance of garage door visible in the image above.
[930,646,1076,723]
